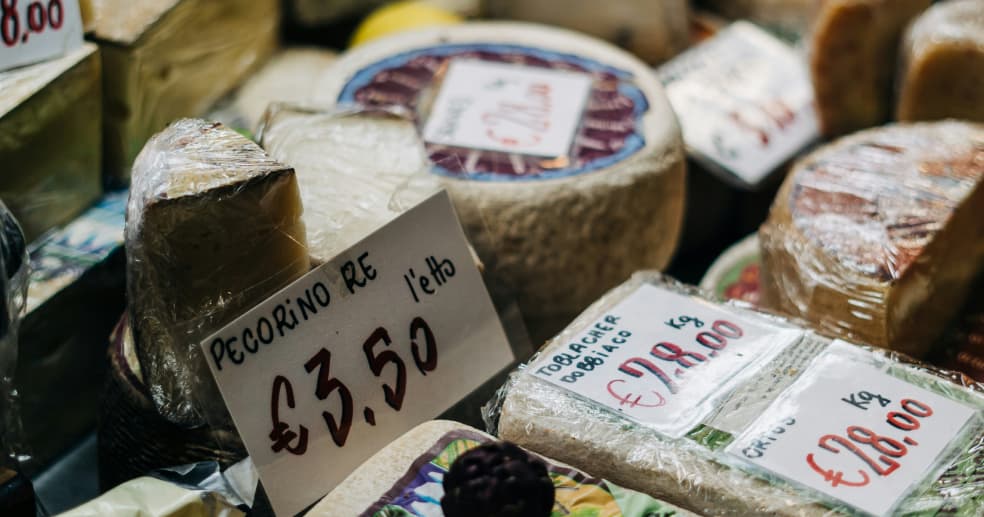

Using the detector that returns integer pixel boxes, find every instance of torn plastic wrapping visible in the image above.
[484,271,984,516]
[0,201,28,466]
[758,121,984,358]
[896,0,984,123]
[125,119,310,429]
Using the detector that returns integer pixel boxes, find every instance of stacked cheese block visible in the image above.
[490,273,984,516]
[759,121,984,358]
[312,22,686,343]
[0,44,102,241]
[88,0,279,182]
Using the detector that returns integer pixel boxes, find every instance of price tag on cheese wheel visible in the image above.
[726,342,979,516]
[0,0,82,72]
[200,191,514,516]
[529,283,803,437]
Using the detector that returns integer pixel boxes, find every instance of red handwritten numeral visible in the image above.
[819,432,901,477]
[304,348,354,447]
[806,453,870,487]
[1,0,19,47]
[650,342,707,368]
[902,399,933,418]
[618,357,679,394]
[46,0,60,29]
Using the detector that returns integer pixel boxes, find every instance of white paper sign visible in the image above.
[0,0,83,72]
[727,342,978,516]
[530,284,802,437]
[656,21,818,187]
[422,59,592,157]
[201,191,514,516]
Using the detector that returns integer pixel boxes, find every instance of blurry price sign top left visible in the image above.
[0,0,82,72]
[200,191,514,516]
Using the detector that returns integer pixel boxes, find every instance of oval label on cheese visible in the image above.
[338,43,649,181]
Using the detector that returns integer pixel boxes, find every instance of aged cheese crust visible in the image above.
[126,119,310,426]
[759,121,984,357]
[897,0,984,123]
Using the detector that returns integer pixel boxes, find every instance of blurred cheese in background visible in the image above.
[350,1,462,47]
[698,0,817,41]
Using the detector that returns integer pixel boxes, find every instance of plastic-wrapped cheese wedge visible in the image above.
[759,121,984,358]
[0,43,101,241]
[126,120,310,427]
[809,0,931,137]
[89,0,279,182]
[312,22,686,342]
[306,420,698,516]
[488,272,984,516]
[897,0,984,124]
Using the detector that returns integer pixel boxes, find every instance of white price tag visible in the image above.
[201,191,514,516]
[727,342,978,516]
[0,0,82,72]
[530,284,802,437]
[422,59,592,158]
[656,22,817,187]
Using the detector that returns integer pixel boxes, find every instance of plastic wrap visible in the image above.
[0,43,101,241]
[759,121,984,358]
[125,119,310,427]
[486,271,984,516]
[809,0,931,137]
[896,0,984,123]
[90,0,279,182]
[311,22,686,343]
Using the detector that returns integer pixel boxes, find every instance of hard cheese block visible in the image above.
[897,0,984,123]
[0,43,101,241]
[809,0,931,137]
[126,120,310,427]
[759,121,984,358]
[491,273,984,516]
[306,420,698,516]
[89,0,279,182]
[313,22,686,343]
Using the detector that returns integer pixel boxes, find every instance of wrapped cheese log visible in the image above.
[483,0,690,64]
[89,0,279,183]
[312,22,686,343]
[759,121,984,358]
[810,0,930,137]
[897,0,984,123]
[126,120,310,427]
[307,420,697,516]
[0,43,101,241]
[489,272,984,516]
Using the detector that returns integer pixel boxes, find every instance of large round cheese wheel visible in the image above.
[312,22,686,342]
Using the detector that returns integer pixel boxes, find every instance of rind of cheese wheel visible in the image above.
[91,0,279,182]
[897,0,984,123]
[483,0,690,64]
[809,0,931,137]
[313,22,686,343]
[126,119,310,426]
[759,121,984,358]
[0,43,101,241]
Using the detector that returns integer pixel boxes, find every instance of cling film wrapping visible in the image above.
[758,121,984,358]
[484,272,984,516]
[0,201,29,470]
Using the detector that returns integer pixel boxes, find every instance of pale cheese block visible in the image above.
[897,0,984,123]
[483,0,690,64]
[126,119,310,426]
[809,0,931,137]
[759,121,984,358]
[307,420,698,516]
[90,0,279,183]
[0,43,101,241]
[312,22,686,343]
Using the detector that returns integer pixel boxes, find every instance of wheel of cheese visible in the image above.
[759,121,984,358]
[897,0,984,123]
[311,22,686,342]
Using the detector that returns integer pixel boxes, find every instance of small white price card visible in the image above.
[529,284,802,437]
[0,0,83,72]
[422,59,592,158]
[201,191,514,516]
[727,342,978,516]
[656,21,817,188]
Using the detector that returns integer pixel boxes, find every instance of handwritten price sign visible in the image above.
[201,191,513,516]
[728,342,978,516]
[0,0,81,71]
[530,284,802,437]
